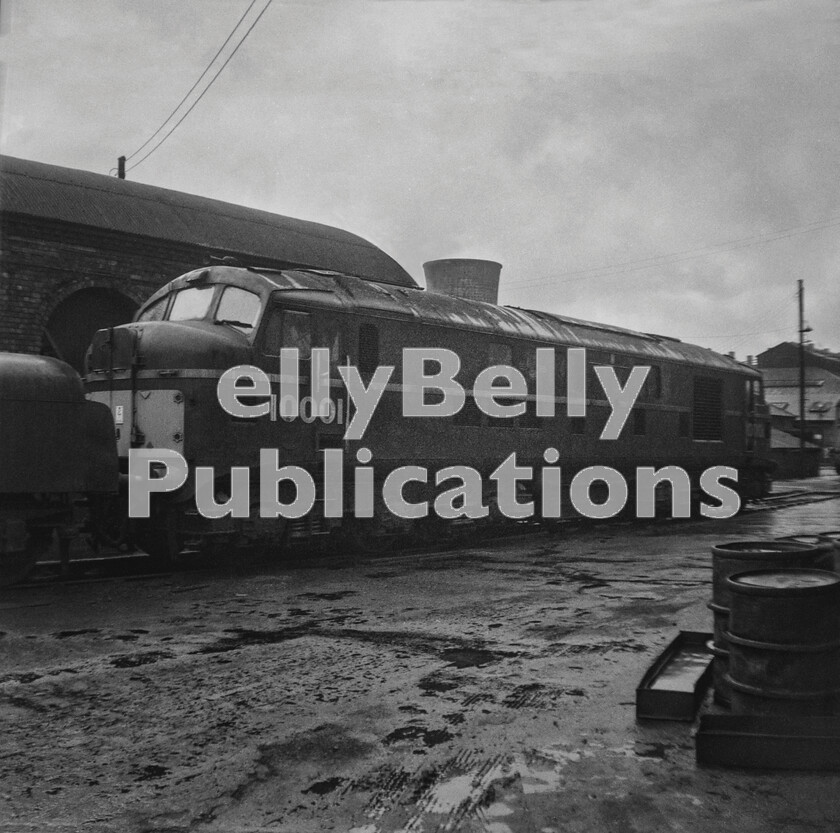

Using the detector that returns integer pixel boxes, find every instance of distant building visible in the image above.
[757,342,840,452]
[768,425,822,478]
[0,156,415,373]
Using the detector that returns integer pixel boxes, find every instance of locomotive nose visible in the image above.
[87,320,252,373]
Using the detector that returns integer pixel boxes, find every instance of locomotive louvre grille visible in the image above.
[692,376,724,441]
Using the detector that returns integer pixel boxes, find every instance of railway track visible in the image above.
[10,487,840,589]
[740,488,840,512]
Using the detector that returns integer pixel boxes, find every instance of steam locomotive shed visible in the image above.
[2,482,839,833]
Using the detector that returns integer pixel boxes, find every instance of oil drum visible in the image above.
[817,531,840,571]
[708,540,831,705]
[726,569,840,716]
[778,533,838,572]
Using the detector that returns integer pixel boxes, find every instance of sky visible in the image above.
[2,0,839,359]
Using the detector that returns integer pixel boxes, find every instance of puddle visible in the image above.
[423,773,476,813]
[0,694,48,713]
[52,629,100,639]
[634,741,669,759]
[0,671,42,685]
[502,684,587,708]
[296,591,359,601]
[548,570,611,591]
[439,647,505,668]
[136,764,169,781]
[555,640,648,655]
[232,725,375,803]
[196,627,308,654]
[303,776,345,795]
[418,674,461,694]
[609,741,669,760]
[111,650,173,668]
[383,726,454,747]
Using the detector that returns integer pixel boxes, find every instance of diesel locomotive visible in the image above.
[82,260,772,563]
[0,353,119,585]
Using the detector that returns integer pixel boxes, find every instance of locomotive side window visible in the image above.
[317,317,342,372]
[609,355,631,385]
[587,351,610,391]
[693,376,723,441]
[214,286,261,334]
[642,365,662,401]
[263,309,312,358]
[168,286,216,321]
[358,323,379,375]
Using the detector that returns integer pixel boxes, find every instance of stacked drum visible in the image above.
[708,538,837,710]
[726,569,840,714]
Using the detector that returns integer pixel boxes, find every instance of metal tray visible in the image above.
[696,714,840,770]
[636,631,713,721]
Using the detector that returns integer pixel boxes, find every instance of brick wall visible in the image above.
[0,213,216,357]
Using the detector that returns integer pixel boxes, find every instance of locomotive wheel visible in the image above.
[90,492,132,552]
[339,518,395,556]
[415,514,452,549]
[134,525,181,568]
[0,530,52,588]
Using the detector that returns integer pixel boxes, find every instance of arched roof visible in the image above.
[0,155,416,288]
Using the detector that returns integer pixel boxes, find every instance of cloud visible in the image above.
[2,0,839,355]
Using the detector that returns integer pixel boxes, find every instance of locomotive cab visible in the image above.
[85,266,346,561]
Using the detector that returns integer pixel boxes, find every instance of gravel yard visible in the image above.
[2,483,840,833]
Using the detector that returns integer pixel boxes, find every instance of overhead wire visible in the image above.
[507,214,840,290]
[681,290,797,341]
[710,290,799,355]
[123,0,259,165]
[121,0,272,174]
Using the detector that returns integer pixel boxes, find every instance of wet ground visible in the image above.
[2,475,840,832]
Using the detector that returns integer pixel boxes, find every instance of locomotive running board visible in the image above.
[636,631,713,721]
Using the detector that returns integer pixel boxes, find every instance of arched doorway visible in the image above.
[41,288,138,374]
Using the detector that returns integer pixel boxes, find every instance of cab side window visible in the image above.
[316,316,343,375]
[358,323,379,376]
[263,309,312,358]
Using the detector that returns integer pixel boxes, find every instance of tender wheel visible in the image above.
[0,530,52,588]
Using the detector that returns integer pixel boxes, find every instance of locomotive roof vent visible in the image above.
[422,258,501,305]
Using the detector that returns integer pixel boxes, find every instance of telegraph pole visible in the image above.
[798,279,810,477]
